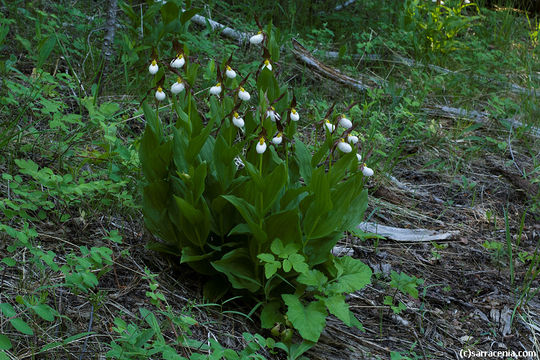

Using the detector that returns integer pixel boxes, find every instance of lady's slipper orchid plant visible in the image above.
[155,87,166,101]
[290,108,299,121]
[226,66,237,79]
[362,165,374,177]
[209,83,222,95]
[256,137,267,154]
[149,59,159,74]
[325,119,335,132]
[339,116,352,129]
[337,138,352,153]
[232,112,244,128]
[272,132,283,145]
[250,31,264,44]
[171,78,185,94]
[263,59,273,71]
[238,87,251,101]
[170,54,185,68]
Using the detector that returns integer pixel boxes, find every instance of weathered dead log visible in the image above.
[102,0,119,74]
[291,39,384,91]
[189,12,249,43]
[357,222,459,242]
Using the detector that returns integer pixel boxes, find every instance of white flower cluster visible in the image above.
[325,115,374,177]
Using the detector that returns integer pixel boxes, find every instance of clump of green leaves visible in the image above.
[139,11,373,343]
[400,0,479,57]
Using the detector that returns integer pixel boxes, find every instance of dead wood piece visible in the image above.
[357,222,459,242]
[388,175,445,204]
[189,12,249,42]
[102,0,119,63]
[334,0,357,11]
[291,39,382,92]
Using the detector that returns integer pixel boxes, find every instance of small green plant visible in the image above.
[400,0,479,58]
[385,271,424,315]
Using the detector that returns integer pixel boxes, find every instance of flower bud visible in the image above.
[347,135,359,144]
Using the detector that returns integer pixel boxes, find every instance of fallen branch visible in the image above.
[189,12,249,43]
[291,39,384,91]
[334,0,357,11]
[356,222,459,242]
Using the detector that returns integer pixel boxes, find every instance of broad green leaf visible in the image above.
[328,256,372,293]
[10,318,33,335]
[260,301,282,329]
[289,254,309,273]
[0,335,11,350]
[180,8,202,25]
[160,2,179,24]
[323,294,363,330]
[257,253,275,262]
[0,303,16,318]
[174,196,203,225]
[265,210,302,246]
[282,295,326,342]
[31,304,56,322]
[1,257,15,267]
[297,269,328,290]
[282,259,292,272]
[38,36,56,68]
[211,248,261,292]
[191,162,207,202]
[222,195,267,243]
[294,139,312,184]
[262,162,287,213]
[264,262,280,279]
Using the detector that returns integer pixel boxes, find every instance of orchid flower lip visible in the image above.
[256,137,267,153]
[337,138,352,153]
[155,87,166,101]
[148,60,159,74]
